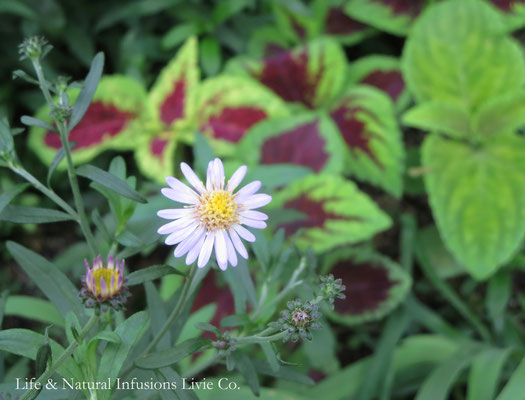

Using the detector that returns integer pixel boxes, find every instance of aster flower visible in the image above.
[80,255,130,311]
[157,158,272,270]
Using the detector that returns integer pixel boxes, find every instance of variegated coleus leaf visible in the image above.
[135,37,200,182]
[28,75,146,167]
[227,38,347,110]
[329,85,404,197]
[195,76,289,154]
[322,248,411,325]
[347,55,409,111]
[345,0,427,36]
[269,174,392,253]
[490,1,525,30]
[236,112,345,174]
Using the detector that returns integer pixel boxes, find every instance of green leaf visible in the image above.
[473,90,525,137]
[5,296,64,328]
[220,314,251,328]
[495,355,525,400]
[232,350,260,396]
[47,142,76,186]
[467,347,511,400]
[0,183,29,215]
[269,174,392,253]
[145,281,171,350]
[162,23,200,49]
[21,116,56,132]
[486,271,511,333]
[200,36,222,76]
[193,132,216,176]
[135,338,211,369]
[127,264,185,286]
[6,242,85,320]
[329,85,405,196]
[96,312,150,400]
[260,342,279,373]
[402,0,525,113]
[402,101,471,139]
[415,343,481,400]
[0,0,37,19]
[0,205,74,224]
[77,164,146,203]
[252,359,314,385]
[69,52,105,131]
[422,133,525,279]
[0,329,82,381]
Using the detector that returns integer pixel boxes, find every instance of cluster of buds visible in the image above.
[270,299,322,342]
[18,36,51,61]
[319,274,346,310]
[212,331,237,357]
[79,255,130,312]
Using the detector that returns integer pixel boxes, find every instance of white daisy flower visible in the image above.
[157,158,272,270]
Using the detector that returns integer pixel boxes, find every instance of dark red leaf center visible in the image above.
[325,7,368,35]
[201,107,267,143]
[160,79,186,126]
[361,70,404,101]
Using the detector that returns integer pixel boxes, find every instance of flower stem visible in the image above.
[235,331,286,344]
[20,313,99,400]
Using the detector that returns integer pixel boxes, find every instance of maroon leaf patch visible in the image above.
[360,70,405,102]
[44,101,136,150]
[200,107,267,143]
[160,79,186,126]
[150,137,169,158]
[325,7,368,35]
[491,0,525,12]
[260,120,329,172]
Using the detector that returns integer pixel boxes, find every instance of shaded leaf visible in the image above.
[5,296,64,328]
[135,338,211,369]
[0,205,74,224]
[127,264,185,287]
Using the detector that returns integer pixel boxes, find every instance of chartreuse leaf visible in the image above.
[402,0,525,113]
[467,347,511,400]
[6,242,85,320]
[236,112,345,174]
[415,343,482,400]
[329,85,404,196]
[495,355,525,400]
[5,296,64,328]
[345,0,425,35]
[195,75,289,154]
[269,174,391,253]
[321,248,411,325]
[28,75,146,167]
[402,101,471,139]
[0,329,82,382]
[473,90,525,137]
[134,136,179,183]
[347,54,409,109]
[135,337,211,369]
[422,133,525,279]
[96,312,150,400]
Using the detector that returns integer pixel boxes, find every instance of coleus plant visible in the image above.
[227,36,405,196]
[402,0,525,279]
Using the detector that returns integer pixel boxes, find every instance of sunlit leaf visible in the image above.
[134,135,178,183]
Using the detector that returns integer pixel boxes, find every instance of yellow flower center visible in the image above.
[196,190,238,231]
[93,268,119,295]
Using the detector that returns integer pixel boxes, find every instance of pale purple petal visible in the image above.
[235,180,261,197]
[227,165,247,192]
[206,161,214,191]
[186,233,206,265]
[229,229,248,259]
[240,194,272,210]
[181,162,206,193]
[161,188,198,205]
[225,234,238,267]
[165,222,199,245]
[100,277,108,298]
[158,217,195,235]
[166,176,199,198]
[157,208,193,220]
[198,231,215,268]
[213,158,225,190]
[174,226,206,257]
[233,224,256,242]
[240,210,268,221]
[214,229,228,271]
[240,217,267,229]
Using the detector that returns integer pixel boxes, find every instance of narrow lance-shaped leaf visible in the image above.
[0,205,74,224]
[269,174,392,253]
[422,133,525,280]
[28,75,146,167]
[329,85,405,196]
[135,337,211,369]
[237,112,345,174]
[322,249,411,325]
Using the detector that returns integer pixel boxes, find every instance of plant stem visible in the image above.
[20,313,99,400]
[11,166,79,220]
[236,331,287,344]
[56,120,97,256]
[31,60,54,106]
